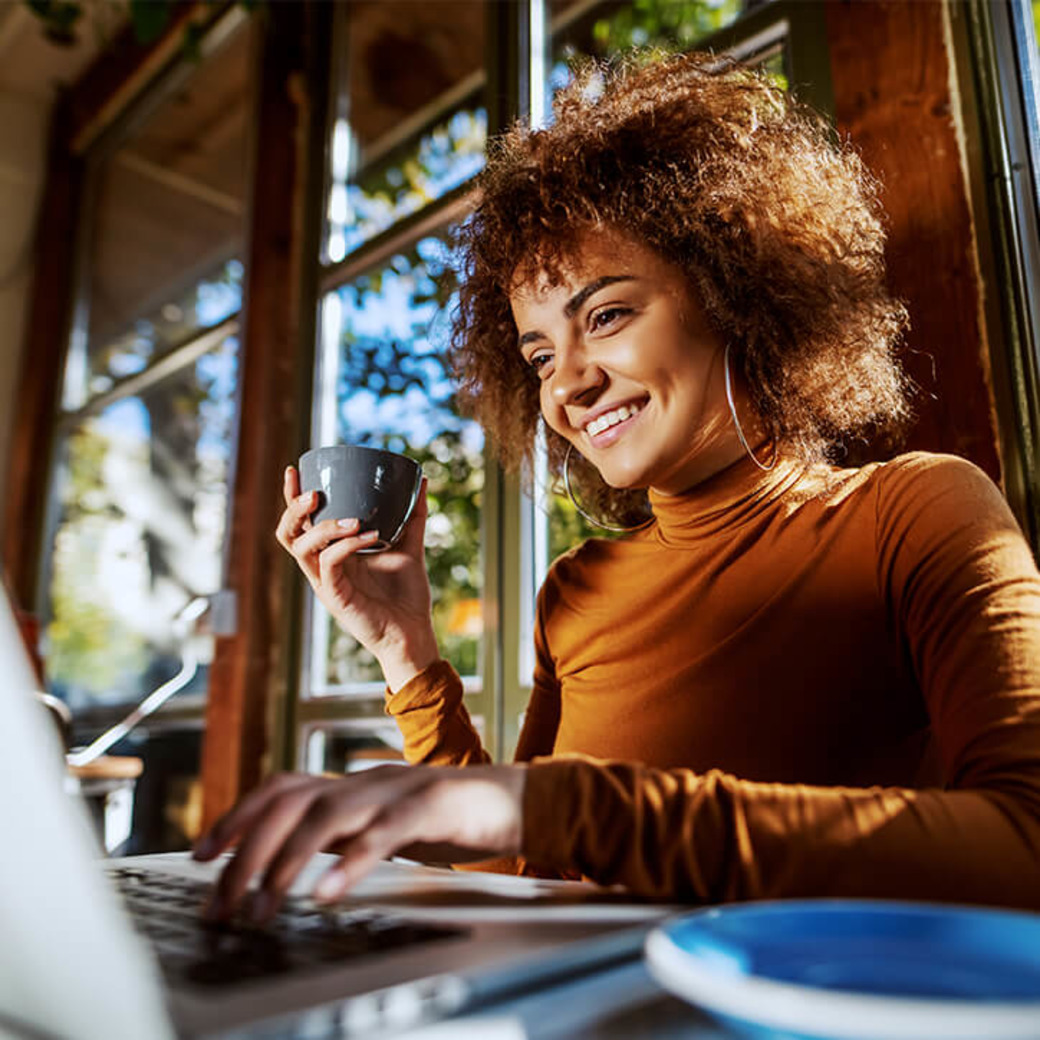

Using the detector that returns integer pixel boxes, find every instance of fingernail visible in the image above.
[315,873,347,901]
[358,530,379,542]
[337,518,359,529]
[193,835,214,859]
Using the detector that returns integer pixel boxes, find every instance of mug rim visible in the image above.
[299,443,420,466]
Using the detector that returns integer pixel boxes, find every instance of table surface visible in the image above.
[398,958,732,1040]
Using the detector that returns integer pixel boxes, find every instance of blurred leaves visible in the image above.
[589,0,745,54]
[328,108,485,260]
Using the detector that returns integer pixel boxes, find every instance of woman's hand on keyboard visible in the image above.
[192,764,526,923]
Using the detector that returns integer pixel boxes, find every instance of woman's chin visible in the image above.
[596,466,651,491]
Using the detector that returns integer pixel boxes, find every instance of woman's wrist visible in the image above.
[379,630,441,693]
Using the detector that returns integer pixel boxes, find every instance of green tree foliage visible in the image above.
[47,425,149,697]
[591,0,747,53]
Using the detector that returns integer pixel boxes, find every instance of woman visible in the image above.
[196,53,1040,922]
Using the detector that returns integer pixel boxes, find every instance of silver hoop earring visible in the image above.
[724,342,777,472]
[562,443,653,533]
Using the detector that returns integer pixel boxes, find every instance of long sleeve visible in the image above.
[518,457,1040,907]
[385,660,489,766]
[383,609,564,876]
[384,580,563,767]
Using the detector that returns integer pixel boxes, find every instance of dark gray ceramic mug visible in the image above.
[298,445,423,553]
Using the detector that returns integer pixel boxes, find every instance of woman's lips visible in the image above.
[584,402,646,449]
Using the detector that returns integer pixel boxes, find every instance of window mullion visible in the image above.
[483,0,547,762]
[56,316,240,431]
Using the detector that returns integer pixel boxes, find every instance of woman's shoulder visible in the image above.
[859,451,1025,552]
[783,451,1017,546]
[867,450,1008,510]
[874,449,995,480]
[805,450,1003,504]
[538,532,646,603]
[543,534,617,577]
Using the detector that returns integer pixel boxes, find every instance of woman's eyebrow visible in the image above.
[518,330,545,350]
[516,274,637,350]
[563,275,636,318]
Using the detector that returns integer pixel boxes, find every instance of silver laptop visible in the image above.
[0,587,671,1040]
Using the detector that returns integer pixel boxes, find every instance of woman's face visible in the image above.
[509,229,750,495]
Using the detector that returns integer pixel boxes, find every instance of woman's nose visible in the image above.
[550,341,605,406]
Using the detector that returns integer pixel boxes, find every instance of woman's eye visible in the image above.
[528,352,553,376]
[589,306,629,331]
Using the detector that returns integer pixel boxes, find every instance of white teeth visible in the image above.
[587,402,642,437]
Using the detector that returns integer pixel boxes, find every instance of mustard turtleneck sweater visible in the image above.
[385,451,1040,908]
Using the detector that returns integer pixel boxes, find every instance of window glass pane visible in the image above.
[64,23,250,407]
[1020,0,1040,214]
[309,236,483,694]
[86,260,244,397]
[325,1,486,263]
[45,335,239,711]
[756,42,789,90]
[302,721,405,775]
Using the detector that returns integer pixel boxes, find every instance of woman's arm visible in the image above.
[386,576,563,770]
[384,660,490,766]
[279,465,490,765]
[195,589,567,908]
[519,754,1040,907]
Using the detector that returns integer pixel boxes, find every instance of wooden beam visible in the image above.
[2,100,83,613]
[67,2,222,156]
[114,150,245,216]
[824,0,1001,481]
[199,1,328,828]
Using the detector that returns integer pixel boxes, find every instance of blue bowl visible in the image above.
[645,900,1040,1040]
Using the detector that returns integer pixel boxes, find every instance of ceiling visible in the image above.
[0,0,123,100]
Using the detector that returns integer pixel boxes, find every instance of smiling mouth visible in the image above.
[584,399,647,447]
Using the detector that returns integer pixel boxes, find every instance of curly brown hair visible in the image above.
[449,51,911,520]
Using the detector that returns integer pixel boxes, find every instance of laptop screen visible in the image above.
[0,583,173,1040]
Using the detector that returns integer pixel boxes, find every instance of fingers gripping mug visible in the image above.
[298,445,423,553]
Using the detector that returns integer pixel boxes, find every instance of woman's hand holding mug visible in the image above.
[276,463,439,692]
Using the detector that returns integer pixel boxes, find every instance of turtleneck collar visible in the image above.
[646,450,805,546]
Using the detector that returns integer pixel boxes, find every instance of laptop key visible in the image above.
[107,866,468,990]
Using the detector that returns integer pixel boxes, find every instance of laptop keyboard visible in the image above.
[110,866,467,989]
